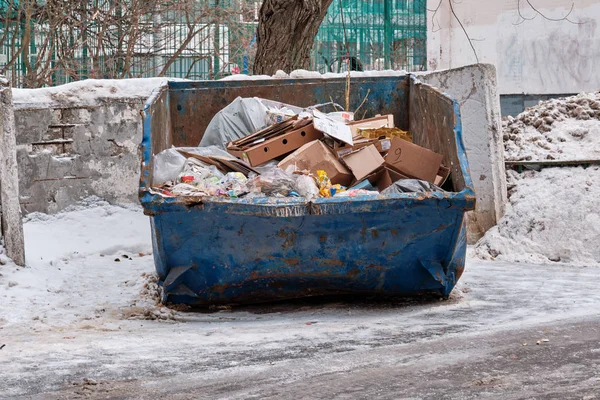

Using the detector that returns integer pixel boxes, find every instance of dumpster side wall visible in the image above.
[419,64,507,243]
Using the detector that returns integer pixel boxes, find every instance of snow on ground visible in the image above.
[473,166,600,266]
[503,91,600,161]
[0,197,173,331]
[2,196,600,397]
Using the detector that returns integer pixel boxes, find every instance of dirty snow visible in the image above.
[503,91,600,161]
[473,167,600,266]
[474,91,600,266]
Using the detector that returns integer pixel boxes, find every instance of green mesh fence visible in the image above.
[0,0,426,87]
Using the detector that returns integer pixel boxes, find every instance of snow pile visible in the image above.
[474,166,600,266]
[12,77,184,109]
[13,69,408,109]
[0,197,161,328]
[219,68,407,81]
[504,92,600,161]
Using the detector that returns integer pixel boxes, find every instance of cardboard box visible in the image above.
[342,145,385,182]
[347,114,394,136]
[278,140,353,186]
[312,110,353,145]
[434,165,451,187]
[384,138,443,183]
[333,138,392,158]
[366,167,409,192]
[227,123,323,166]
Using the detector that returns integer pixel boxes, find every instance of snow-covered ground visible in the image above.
[0,197,173,331]
[1,199,600,398]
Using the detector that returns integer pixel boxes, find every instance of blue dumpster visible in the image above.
[139,75,476,305]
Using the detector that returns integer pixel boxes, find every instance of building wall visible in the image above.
[427,0,600,96]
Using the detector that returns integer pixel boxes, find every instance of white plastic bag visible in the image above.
[295,175,319,200]
[152,146,235,185]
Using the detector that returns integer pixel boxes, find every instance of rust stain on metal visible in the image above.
[371,229,379,239]
[211,283,230,294]
[285,258,301,266]
[311,258,345,267]
[390,229,398,236]
[347,268,360,278]
[319,234,327,243]
[278,229,297,250]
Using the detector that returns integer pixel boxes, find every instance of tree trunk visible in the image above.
[253,0,333,75]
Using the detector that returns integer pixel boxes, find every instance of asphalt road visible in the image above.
[3,260,600,399]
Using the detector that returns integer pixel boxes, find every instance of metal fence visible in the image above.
[0,0,426,87]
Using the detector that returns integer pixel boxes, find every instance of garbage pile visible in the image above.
[151,97,450,200]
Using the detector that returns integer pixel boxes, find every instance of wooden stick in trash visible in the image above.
[354,89,371,115]
[345,58,351,112]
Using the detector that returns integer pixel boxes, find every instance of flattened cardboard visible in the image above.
[312,109,353,145]
[278,140,353,186]
[342,145,385,182]
[227,123,322,166]
[347,114,394,136]
[177,151,259,176]
[384,138,443,183]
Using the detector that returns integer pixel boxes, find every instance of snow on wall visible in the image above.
[427,0,600,95]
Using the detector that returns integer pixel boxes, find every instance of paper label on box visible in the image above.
[380,139,391,151]
[312,110,353,145]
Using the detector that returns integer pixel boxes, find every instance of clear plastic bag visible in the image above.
[152,146,234,185]
[381,179,445,195]
[247,166,296,197]
[295,174,319,200]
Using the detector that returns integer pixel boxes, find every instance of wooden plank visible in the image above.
[0,76,25,266]
[505,159,600,167]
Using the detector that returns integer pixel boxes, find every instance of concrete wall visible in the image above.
[420,64,507,242]
[14,101,145,214]
[427,0,600,95]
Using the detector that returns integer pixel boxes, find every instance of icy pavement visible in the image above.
[1,200,600,398]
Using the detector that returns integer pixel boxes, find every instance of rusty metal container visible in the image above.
[139,76,476,305]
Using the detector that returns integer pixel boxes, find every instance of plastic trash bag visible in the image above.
[295,174,320,200]
[381,179,445,195]
[178,158,224,184]
[199,97,309,149]
[152,146,234,185]
[217,172,249,198]
[247,166,296,197]
[199,97,270,149]
[152,148,186,185]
